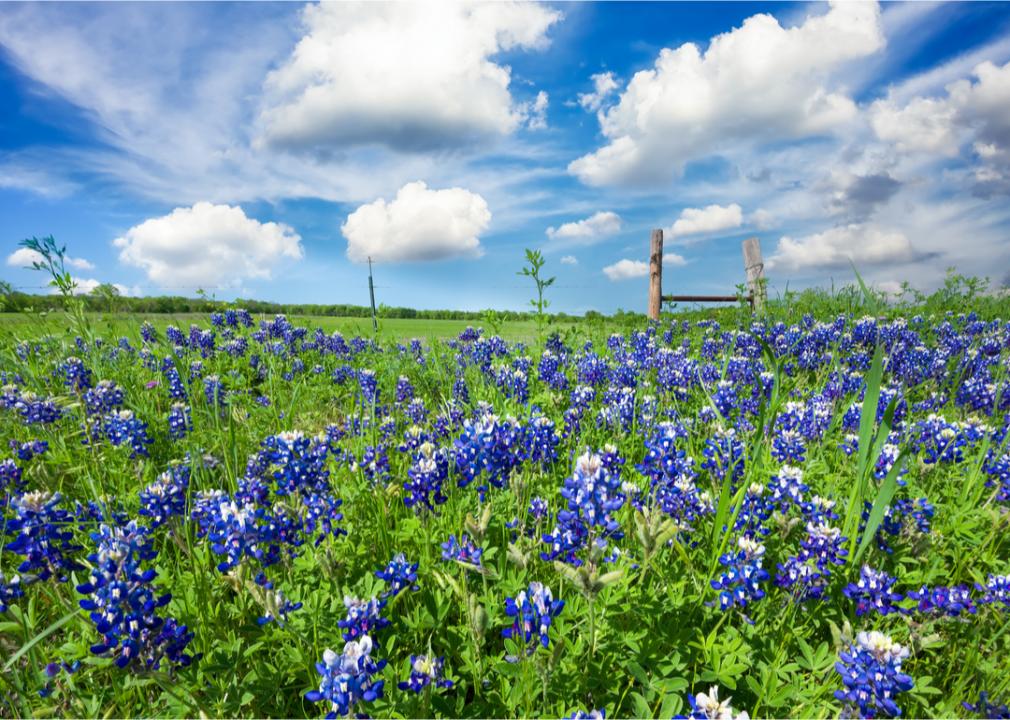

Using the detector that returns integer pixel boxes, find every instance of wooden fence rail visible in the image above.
[647,230,765,320]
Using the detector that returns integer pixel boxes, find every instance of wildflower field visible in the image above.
[2,292,1010,719]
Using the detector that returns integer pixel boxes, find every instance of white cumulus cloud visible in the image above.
[767,223,918,271]
[520,91,549,130]
[7,247,94,270]
[603,253,685,281]
[869,96,959,155]
[546,211,622,242]
[669,203,743,239]
[114,202,303,289]
[569,1,884,186]
[560,255,578,265]
[342,181,491,263]
[259,2,561,153]
[578,71,619,112]
[603,259,648,281]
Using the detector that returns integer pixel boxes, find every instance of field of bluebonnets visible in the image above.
[2,248,1010,719]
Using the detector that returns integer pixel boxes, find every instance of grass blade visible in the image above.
[853,449,907,565]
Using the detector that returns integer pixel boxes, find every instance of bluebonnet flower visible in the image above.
[398,655,452,693]
[0,571,24,613]
[254,431,331,496]
[834,631,913,718]
[13,392,62,425]
[355,445,391,487]
[76,521,194,670]
[139,321,157,344]
[1,458,25,498]
[962,692,1010,719]
[164,365,187,401]
[339,596,390,642]
[441,534,483,568]
[906,584,976,617]
[61,356,93,391]
[911,414,983,465]
[401,440,450,512]
[801,495,840,524]
[103,410,153,458]
[306,636,386,718]
[566,710,605,720]
[395,375,414,403]
[776,523,848,603]
[83,380,125,415]
[765,465,809,513]
[139,465,190,529]
[502,581,564,659]
[168,402,191,440]
[701,427,746,488]
[452,374,470,405]
[771,429,806,464]
[986,452,1010,504]
[203,375,226,409]
[405,398,428,424]
[733,483,774,538]
[524,414,560,467]
[711,537,769,613]
[542,451,625,566]
[453,413,523,498]
[358,369,379,405]
[538,350,569,391]
[165,325,185,346]
[844,566,905,617]
[529,496,548,521]
[977,574,1010,609]
[191,492,271,572]
[12,439,48,462]
[711,380,737,419]
[676,686,748,719]
[596,387,636,433]
[375,553,418,598]
[4,491,82,582]
[494,364,529,403]
[301,490,346,546]
[873,443,906,484]
[541,515,590,566]
[559,451,625,534]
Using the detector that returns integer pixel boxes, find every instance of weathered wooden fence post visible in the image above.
[742,237,765,313]
[648,228,664,320]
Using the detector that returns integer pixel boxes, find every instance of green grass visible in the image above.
[0,312,578,342]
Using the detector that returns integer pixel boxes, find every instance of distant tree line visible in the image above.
[0,283,643,321]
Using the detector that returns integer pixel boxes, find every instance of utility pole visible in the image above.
[367,256,378,334]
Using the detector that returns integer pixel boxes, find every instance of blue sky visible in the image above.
[2,1,1010,313]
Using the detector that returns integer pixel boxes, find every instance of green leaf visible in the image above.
[854,449,907,564]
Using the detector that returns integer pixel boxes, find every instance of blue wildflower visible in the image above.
[76,521,194,670]
[711,537,769,612]
[339,596,390,642]
[502,581,564,658]
[844,566,905,617]
[398,655,452,693]
[167,403,191,440]
[963,692,1010,719]
[306,636,386,718]
[4,491,82,582]
[375,553,418,598]
[441,534,483,568]
[834,631,913,718]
